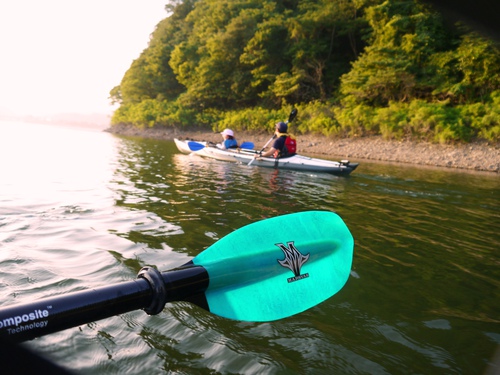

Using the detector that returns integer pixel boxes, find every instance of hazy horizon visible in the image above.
[0,1,168,117]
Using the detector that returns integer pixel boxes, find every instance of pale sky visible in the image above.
[0,1,168,116]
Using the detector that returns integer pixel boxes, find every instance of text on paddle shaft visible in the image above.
[0,309,50,334]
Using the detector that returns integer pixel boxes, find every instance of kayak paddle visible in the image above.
[248,108,298,166]
[239,141,255,149]
[187,141,254,152]
[0,211,353,343]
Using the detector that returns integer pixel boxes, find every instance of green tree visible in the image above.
[339,0,450,106]
[110,0,500,143]
[240,14,292,106]
[172,0,266,108]
[287,0,369,101]
[430,32,500,103]
[110,0,195,105]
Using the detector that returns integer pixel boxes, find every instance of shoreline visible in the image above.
[105,124,500,173]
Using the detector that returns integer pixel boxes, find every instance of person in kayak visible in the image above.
[256,122,297,159]
[219,129,238,149]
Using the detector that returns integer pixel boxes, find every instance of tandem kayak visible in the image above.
[174,138,359,176]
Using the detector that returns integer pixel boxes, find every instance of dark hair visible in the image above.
[276,122,288,132]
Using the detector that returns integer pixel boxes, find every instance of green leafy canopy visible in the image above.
[110,0,500,143]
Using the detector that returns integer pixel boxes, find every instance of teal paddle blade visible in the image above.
[192,211,353,321]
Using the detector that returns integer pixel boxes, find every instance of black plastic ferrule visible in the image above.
[137,266,167,315]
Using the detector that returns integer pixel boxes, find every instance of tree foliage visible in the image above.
[110,0,500,143]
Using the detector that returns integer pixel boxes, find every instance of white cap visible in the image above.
[221,129,234,137]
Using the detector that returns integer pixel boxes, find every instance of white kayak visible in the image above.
[174,138,359,176]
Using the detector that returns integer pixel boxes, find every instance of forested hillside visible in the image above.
[110,0,500,143]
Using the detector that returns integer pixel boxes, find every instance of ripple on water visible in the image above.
[1,125,499,374]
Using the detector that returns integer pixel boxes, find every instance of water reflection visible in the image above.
[77,135,500,373]
[2,124,498,374]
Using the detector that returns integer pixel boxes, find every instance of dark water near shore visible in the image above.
[1,121,499,374]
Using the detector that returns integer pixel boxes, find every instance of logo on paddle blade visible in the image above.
[276,242,310,283]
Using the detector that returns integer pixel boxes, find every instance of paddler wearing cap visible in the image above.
[254,122,296,159]
[219,129,238,149]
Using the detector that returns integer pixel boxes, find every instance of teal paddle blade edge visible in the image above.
[192,211,354,322]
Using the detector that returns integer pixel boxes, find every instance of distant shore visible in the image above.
[105,124,500,173]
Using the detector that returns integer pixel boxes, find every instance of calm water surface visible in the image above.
[0,120,499,374]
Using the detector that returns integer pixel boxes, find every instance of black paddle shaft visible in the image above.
[0,265,209,342]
